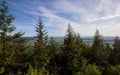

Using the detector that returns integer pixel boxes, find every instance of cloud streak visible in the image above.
[7,0,120,36]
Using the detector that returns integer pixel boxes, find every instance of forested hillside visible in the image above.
[0,0,120,75]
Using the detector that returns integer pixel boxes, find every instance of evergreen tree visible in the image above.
[90,29,110,66]
[0,0,26,74]
[110,36,120,64]
[34,18,49,74]
[48,37,60,75]
[62,24,75,75]
[74,58,102,75]
[61,24,85,75]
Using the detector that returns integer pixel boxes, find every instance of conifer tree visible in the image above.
[0,0,15,53]
[91,29,110,66]
[110,36,120,64]
[34,18,49,74]
[48,37,60,75]
[62,24,75,75]
[61,24,85,75]
[0,0,26,74]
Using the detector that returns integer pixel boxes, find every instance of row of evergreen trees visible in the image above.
[0,0,120,75]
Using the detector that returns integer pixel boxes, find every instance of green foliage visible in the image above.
[61,24,87,75]
[90,29,110,66]
[76,64,102,75]
[0,67,4,74]
[48,37,61,75]
[0,0,120,75]
[74,58,102,75]
[110,36,120,64]
[26,64,49,75]
[33,18,50,74]
[26,64,38,75]
[16,70,22,75]
[0,0,27,74]
[105,64,120,75]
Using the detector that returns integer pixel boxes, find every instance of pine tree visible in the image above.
[62,24,75,75]
[90,29,110,66]
[0,0,26,74]
[34,18,49,74]
[61,24,85,75]
[48,37,60,75]
[0,0,15,55]
[110,36,120,64]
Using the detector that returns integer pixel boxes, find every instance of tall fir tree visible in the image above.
[110,36,120,64]
[61,24,85,75]
[34,18,49,74]
[90,29,110,66]
[0,0,26,74]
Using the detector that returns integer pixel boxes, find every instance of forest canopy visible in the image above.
[0,0,120,75]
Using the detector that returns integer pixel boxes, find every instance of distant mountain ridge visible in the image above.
[23,36,117,41]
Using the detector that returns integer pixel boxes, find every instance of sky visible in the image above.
[4,0,120,37]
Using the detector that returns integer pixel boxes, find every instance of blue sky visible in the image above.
[5,0,120,37]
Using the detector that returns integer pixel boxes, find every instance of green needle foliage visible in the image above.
[0,0,27,74]
[62,24,86,75]
[90,30,110,66]
[33,18,49,74]
[110,36,120,65]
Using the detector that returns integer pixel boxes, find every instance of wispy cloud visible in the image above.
[7,0,120,36]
